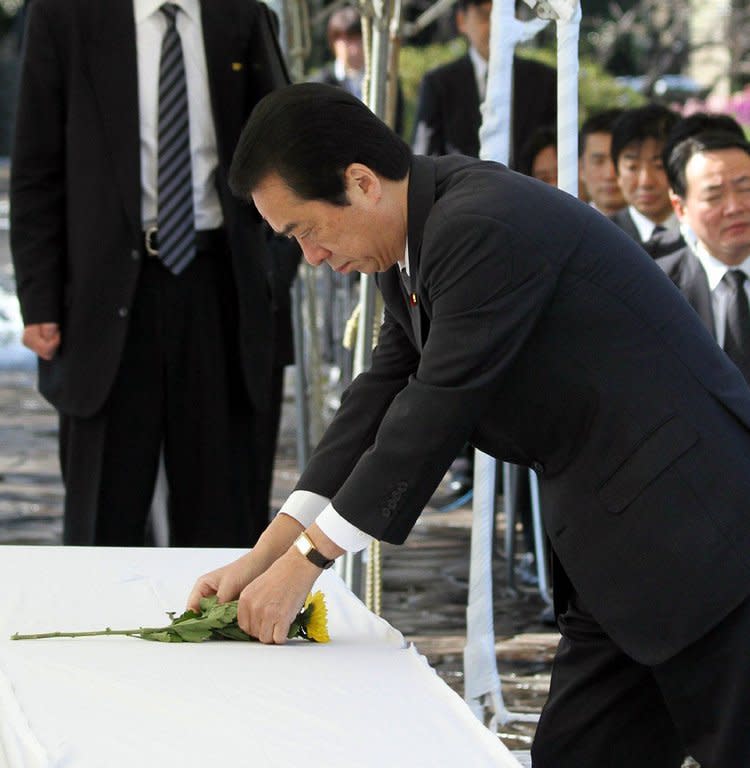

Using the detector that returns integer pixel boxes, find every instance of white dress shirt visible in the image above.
[280,245,411,552]
[134,0,223,231]
[627,206,678,243]
[693,244,750,348]
[468,46,488,103]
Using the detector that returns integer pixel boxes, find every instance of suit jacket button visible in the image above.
[118,307,128,318]
[131,248,140,261]
[532,461,544,474]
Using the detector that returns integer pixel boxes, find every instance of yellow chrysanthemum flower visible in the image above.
[303,591,330,643]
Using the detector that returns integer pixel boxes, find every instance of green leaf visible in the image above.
[212,625,253,642]
[172,625,213,642]
[142,631,184,643]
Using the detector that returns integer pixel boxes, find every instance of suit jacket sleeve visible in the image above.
[10,0,66,325]
[298,210,558,543]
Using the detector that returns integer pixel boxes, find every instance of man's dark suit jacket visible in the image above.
[609,208,685,259]
[11,0,295,418]
[295,155,750,667]
[412,54,556,163]
[657,245,715,335]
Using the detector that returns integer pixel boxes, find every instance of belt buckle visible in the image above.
[144,226,159,257]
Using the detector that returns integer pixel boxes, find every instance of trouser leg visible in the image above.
[653,595,750,767]
[532,592,685,767]
[160,241,269,547]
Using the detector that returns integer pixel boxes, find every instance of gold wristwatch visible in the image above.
[294,531,335,569]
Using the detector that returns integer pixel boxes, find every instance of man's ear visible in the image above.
[669,189,686,221]
[344,163,382,204]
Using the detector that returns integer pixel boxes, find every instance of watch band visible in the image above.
[294,532,335,570]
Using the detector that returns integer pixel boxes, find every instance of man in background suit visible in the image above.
[658,130,750,384]
[609,104,684,258]
[11,0,298,547]
[578,108,626,217]
[191,84,750,766]
[411,0,556,166]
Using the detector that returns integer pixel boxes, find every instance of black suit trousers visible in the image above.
[60,236,273,547]
[532,590,750,767]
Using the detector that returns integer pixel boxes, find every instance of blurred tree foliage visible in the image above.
[398,39,644,141]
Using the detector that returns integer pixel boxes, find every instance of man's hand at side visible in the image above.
[23,323,60,360]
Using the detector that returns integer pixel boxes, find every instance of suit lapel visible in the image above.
[680,247,716,336]
[87,0,140,236]
[403,156,437,351]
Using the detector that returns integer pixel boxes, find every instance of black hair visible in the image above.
[516,125,557,177]
[662,112,745,172]
[610,104,678,168]
[666,130,750,198]
[457,0,491,10]
[327,5,361,46]
[229,83,412,206]
[578,108,624,158]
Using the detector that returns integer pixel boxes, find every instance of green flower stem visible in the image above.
[11,627,169,641]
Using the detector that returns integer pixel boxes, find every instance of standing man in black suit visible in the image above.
[411,0,556,166]
[609,104,685,258]
[658,130,750,384]
[190,84,750,766]
[11,0,298,547]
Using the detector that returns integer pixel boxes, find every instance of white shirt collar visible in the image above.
[694,242,750,292]
[468,46,488,101]
[397,243,410,276]
[627,205,678,242]
[134,0,199,24]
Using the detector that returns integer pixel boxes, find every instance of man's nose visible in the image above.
[301,240,330,266]
[638,165,656,186]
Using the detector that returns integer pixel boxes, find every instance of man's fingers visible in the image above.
[39,323,60,340]
[22,324,61,360]
[186,577,218,612]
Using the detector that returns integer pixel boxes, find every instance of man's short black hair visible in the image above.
[666,130,750,198]
[610,104,678,169]
[229,83,412,206]
[457,0,491,10]
[516,125,556,177]
[662,112,745,174]
[578,108,624,158]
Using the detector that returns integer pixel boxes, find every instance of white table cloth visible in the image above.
[0,547,520,767]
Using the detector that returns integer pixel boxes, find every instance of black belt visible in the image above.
[141,226,226,258]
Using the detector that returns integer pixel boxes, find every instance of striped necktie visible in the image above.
[157,3,195,275]
[723,269,750,383]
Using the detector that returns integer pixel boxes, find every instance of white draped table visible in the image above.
[0,547,520,767]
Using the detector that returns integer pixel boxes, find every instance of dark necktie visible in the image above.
[723,269,750,383]
[157,3,195,275]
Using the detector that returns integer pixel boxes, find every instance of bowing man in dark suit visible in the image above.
[658,130,750,384]
[411,0,556,166]
[609,104,685,258]
[189,84,750,766]
[11,0,298,547]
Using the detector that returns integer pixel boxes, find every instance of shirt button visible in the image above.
[118,307,128,318]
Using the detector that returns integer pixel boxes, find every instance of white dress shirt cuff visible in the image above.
[316,504,373,553]
[276,490,330,529]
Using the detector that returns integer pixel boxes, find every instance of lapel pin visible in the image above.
[231,62,243,71]
[410,292,418,306]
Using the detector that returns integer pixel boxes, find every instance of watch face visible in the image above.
[296,534,314,556]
